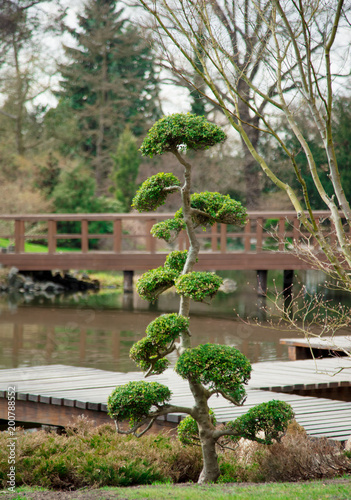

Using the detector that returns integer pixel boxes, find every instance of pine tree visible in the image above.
[57,0,160,195]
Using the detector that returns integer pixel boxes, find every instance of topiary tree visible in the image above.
[108,113,294,483]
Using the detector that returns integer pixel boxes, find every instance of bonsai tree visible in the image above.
[108,113,294,483]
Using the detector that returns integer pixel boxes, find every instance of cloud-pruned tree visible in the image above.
[107,113,294,484]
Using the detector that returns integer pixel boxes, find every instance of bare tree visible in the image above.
[137,0,281,208]
[137,0,351,286]
[0,0,64,155]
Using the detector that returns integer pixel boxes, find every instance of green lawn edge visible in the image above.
[3,476,351,500]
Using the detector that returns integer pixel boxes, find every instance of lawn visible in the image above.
[3,477,351,499]
[0,238,79,253]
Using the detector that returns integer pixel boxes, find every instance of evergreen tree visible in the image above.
[57,0,160,195]
[111,127,140,212]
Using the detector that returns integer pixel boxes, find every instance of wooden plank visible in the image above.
[220,224,226,253]
[14,220,25,253]
[211,223,217,252]
[48,220,57,254]
[280,336,351,353]
[244,220,251,252]
[81,220,88,253]
[1,358,350,442]
[113,219,122,253]
[256,217,263,252]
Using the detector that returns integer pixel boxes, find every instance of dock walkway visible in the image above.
[280,335,351,360]
[1,357,350,441]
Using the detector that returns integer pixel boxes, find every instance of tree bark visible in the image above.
[198,433,220,483]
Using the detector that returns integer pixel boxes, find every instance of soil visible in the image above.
[1,477,351,500]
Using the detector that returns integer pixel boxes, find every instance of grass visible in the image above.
[0,238,79,253]
[3,478,351,499]
[107,478,351,499]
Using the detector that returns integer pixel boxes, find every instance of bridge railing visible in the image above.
[0,211,339,255]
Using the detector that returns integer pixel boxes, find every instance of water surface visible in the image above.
[0,270,349,372]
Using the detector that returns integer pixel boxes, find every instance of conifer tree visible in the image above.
[57,0,160,194]
[108,114,294,484]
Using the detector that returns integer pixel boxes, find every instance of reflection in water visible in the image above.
[1,270,349,372]
[0,304,291,371]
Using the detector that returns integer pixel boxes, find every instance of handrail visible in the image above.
[0,211,340,255]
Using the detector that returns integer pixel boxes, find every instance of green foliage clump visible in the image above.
[176,344,251,404]
[178,411,217,446]
[132,172,180,212]
[151,218,186,243]
[140,113,227,157]
[136,267,178,302]
[130,314,189,375]
[108,381,171,427]
[226,401,295,445]
[129,337,170,375]
[164,250,189,273]
[146,313,189,341]
[175,192,247,228]
[175,272,223,302]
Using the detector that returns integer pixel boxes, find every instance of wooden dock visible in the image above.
[1,357,350,441]
[280,336,351,360]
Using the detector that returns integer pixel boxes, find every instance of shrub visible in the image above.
[0,418,203,489]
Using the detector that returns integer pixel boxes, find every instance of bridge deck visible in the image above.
[1,357,350,441]
[0,250,311,271]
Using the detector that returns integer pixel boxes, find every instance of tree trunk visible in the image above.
[237,79,261,209]
[198,433,220,483]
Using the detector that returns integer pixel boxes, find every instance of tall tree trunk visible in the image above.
[13,37,25,156]
[238,81,261,209]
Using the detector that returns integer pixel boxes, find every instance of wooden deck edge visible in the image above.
[259,380,351,392]
[0,393,181,429]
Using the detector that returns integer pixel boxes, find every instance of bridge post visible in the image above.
[123,270,134,293]
[256,270,267,296]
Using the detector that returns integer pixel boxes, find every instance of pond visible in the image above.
[0,270,349,372]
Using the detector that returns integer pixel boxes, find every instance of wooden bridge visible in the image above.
[0,211,337,274]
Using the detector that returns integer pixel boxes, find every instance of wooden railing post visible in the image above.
[146,219,156,253]
[211,223,217,251]
[278,218,285,251]
[220,224,227,253]
[48,220,57,254]
[113,219,122,253]
[14,219,25,253]
[81,219,88,253]
[244,219,251,252]
[256,217,263,252]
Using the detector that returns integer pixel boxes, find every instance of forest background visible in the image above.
[1,0,351,229]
